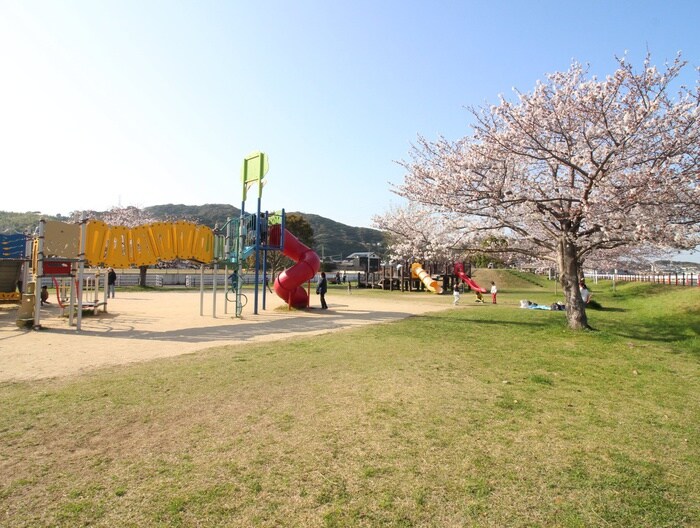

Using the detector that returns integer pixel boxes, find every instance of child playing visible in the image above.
[40,285,50,305]
[453,283,460,305]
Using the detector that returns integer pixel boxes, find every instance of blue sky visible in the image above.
[1,1,698,258]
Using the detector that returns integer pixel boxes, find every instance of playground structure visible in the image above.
[454,262,487,293]
[10,218,219,330]
[49,273,108,317]
[1,151,321,330]
[352,259,486,296]
[220,151,320,314]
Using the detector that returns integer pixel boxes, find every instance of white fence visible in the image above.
[116,274,164,287]
[585,272,699,287]
[186,275,232,288]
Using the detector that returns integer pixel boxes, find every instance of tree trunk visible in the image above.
[558,237,589,330]
[139,265,148,288]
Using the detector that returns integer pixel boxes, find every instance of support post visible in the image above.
[76,218,88,331]
[199,264,204,316]
[212,263,217,318]
[33,220,45,330]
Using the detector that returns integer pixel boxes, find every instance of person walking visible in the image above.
[107,267,117,298]
[317,272,328,309]
[453,283,461,305]
[490,281,498,304]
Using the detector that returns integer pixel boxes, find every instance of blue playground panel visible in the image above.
[0,234,28,259]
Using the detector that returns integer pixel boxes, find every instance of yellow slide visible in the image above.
[411,262,443,293]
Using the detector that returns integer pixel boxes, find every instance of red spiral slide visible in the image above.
[269,225,321,308]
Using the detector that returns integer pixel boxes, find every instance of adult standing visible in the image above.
[317,272,328,309]
[107,267,117,299]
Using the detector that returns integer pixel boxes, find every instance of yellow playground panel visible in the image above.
[82,220,214,267]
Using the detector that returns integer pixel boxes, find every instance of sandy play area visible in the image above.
[0,289,451,382]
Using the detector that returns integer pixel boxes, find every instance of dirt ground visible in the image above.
[0,289,451,382]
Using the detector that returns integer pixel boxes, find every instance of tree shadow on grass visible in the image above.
[415,313,554,329]
[588,306,626,312]
[608,316,699,355]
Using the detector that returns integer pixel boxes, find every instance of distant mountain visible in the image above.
[144,203,240,228]
[0,205,385,261]
[299,213,384,260]
[0,211,50,234]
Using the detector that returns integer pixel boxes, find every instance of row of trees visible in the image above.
[375,54,699,330]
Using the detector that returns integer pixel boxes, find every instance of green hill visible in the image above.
[144,204,239,227]
[300,213,384,259]
[471,269,550,292]
[0,211,61,234]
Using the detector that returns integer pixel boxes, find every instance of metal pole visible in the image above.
[33,220,45,329]
[102,268,108,312]
[212,263,217,318]
[224,264,229,315]
[253,200,262,315]
[69,268,76,327]
[76,218,88,331]
[236,207,246,319]
[199,264,204,316]
[262,243,268,311]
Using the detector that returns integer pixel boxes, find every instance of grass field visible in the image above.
[1,277,698,527]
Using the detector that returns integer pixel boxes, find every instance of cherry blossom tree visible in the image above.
[392,54,700,329]
[372,203,465,262]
